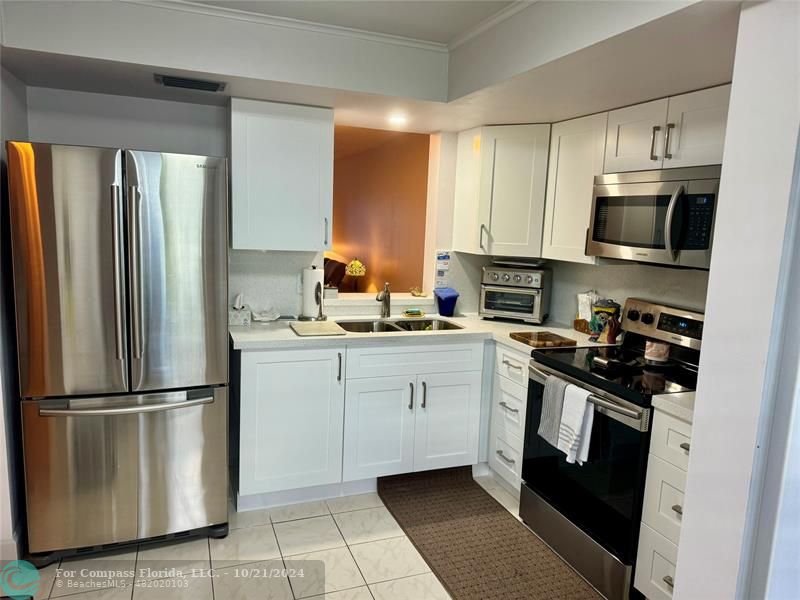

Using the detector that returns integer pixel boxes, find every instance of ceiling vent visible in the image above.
[154,74,227,92]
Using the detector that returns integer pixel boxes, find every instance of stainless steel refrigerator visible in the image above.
[7,142,229,556]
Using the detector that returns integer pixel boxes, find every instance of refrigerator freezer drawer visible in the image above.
[22,388,228,553]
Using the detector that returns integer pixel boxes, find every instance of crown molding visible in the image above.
[125,0,449,53]
[448,1,536,51]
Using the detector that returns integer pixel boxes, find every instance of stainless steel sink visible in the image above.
[337,320,404,333]
[392,319,464,331]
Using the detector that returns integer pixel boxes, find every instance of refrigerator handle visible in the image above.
[39,394,214,417]
[111,184,126,360]
[128,185,144,359]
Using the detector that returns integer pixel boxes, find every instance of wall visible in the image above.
[26,87,227,156]
[675,2,800,598]
[332,133,430,294]
[548,260,709,324]
[0,65,28,560]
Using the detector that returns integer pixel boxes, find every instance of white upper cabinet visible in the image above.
[230,98,333,251]
[542,113,608,264]
[451,124,550,257]
[662,85,731,169]
[478,124,551,257]
[604,85,730,173]
[604,98,669,173]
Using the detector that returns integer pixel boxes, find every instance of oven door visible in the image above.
[480,285,541,321]
[522,362,651,565]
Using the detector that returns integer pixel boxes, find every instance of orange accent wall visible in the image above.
[332,130,430,293]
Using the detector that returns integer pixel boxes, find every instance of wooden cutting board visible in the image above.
[290,321,346,336]
[510,331,577,348]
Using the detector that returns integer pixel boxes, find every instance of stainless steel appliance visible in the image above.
[586,166,720,269]
[520,299,704,600]
[7,142,229,558]
[479,265,551,324]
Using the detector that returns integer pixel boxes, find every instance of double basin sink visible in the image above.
[336,318,464,333]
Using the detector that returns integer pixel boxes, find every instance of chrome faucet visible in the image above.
[376,282,391,318]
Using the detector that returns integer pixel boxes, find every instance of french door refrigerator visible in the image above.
[6,142,229,557]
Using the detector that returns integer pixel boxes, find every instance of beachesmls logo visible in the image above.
[1,560,40,599]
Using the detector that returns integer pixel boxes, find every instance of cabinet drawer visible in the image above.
[634,523,678,600]
[347,343,483,379]
[651,410,692,470]
[495,344,529,386]
[642,455,686,544]
[488,432,522,489]
[491,376,527,441]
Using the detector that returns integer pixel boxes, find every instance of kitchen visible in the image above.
[0,2,797,600]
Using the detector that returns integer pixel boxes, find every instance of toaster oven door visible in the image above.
[481,286,542,321]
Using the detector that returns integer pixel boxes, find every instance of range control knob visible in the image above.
[626,309,641,321]
[513,274,522,283]
[502,273,511,282]
[526,275,534,284]
[641,313,655,325]
[490,272,499,281]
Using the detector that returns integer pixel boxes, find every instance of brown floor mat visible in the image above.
[378,467,602,600]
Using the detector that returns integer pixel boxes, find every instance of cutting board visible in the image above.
[510,331,577,348]
[290,321,346,337]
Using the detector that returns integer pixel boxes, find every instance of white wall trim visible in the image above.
[448,1,536,51]
[129,0,449,53]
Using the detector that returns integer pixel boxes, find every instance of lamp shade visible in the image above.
[345,258,366,277]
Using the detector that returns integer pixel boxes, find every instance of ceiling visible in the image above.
[334,126,414,161]
[193,0,514,44]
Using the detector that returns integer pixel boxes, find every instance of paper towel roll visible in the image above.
[302,266,325,319]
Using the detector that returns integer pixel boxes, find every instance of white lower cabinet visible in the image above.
[239,348,345,495]
[635,524,678,600]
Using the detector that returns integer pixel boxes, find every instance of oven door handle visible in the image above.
[664,184,684,261]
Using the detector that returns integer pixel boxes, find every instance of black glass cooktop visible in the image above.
[532,345,699,406]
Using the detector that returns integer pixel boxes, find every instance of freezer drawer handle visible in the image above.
[39,395,214,417]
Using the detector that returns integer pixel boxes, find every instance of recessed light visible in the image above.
[388,113,408,126]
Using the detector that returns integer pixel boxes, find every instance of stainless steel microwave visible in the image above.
[586,166,721,269]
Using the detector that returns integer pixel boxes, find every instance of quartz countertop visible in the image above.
[229,313,606,353]
[652,391,695,423]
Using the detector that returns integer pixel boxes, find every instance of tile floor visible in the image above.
[33,475,519,600]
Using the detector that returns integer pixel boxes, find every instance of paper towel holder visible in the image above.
[299,267,327,321]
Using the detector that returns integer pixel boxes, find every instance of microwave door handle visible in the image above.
[664,184,685,261]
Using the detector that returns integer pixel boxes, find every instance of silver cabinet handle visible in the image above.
[40,395,214,417]
[324,217,329,245]
[664,122,676,159]
[664,184,684,261]
[409,382,414,411]
[421,381,427,409]
[111,184,125,361]
[680,442,691,453]
[663,575,674,588]
[479,223,488,252]
[496,450,515,465]
[337,352,342,382]
[502,359,523,370]
[499,401,519,414]
[650,125,662,161]
[128,185,144,359]
[671,504,683,516]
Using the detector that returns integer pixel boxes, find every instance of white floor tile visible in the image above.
[133,573,213,600]
[136,537,210,580]
[270,500,330,523]
[51,548,136,598]
[274,515,346,557]
[349,537,430,584]
[229,502,272,530]
[333,507,404,545]
[284,546,365,599]
[32,561,58,600]
[325,493,384,514]
[306,586,373,600]
[370,573,451,600]
[212,559,293,600]
[209,524,282,568]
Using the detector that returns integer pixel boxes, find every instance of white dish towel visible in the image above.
[557,384,594,465]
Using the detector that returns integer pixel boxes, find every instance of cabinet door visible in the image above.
[343,376,416,481]
[230,98,333,251]
[542,113,607,264]
[663,85,730,168]
[479,124,551,257]
[239,348,344,494]
[604,98,668,173]
[452,128,484,254]
[413,371,482,472]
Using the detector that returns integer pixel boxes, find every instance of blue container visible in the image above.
[434,287,460,317]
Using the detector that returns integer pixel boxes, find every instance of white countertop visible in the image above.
[229,313,606,353]
[652,391,695,423]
